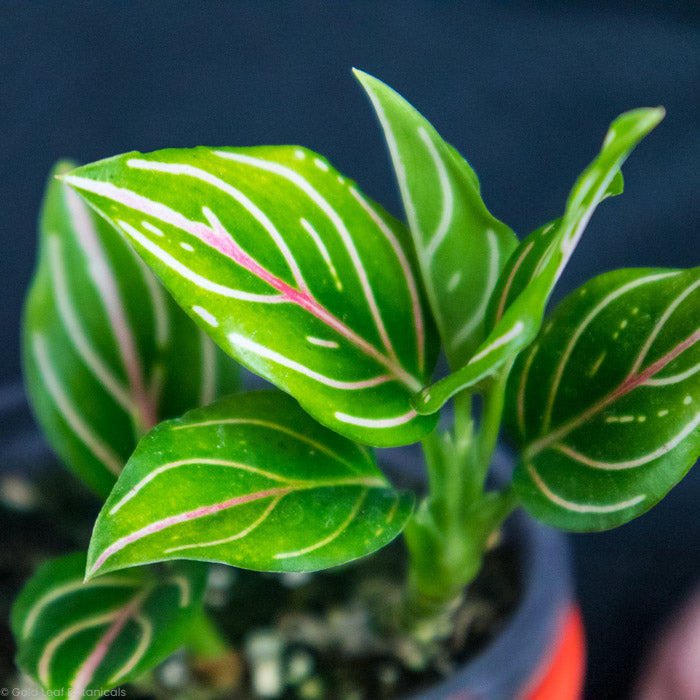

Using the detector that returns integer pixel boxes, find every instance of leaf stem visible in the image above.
[473,361,513,492]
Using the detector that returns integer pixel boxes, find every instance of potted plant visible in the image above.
[9,70,698,699]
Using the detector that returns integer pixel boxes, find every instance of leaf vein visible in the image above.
[65,186,155,432]
[32,333,122,476]
[171,417,368,474]
[451,229,501,350]
[348,186,426,373]
[127,158,309,293]
[274,488,368,560]
[212,150,401,366]
[48,235,133,413]
[541,272,676,433]
[419,127,454,261]
[164,494,285,553]
[552,412,700,470]
[527,463,645,514]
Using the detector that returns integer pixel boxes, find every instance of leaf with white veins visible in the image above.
[354,69,518,367]
[507,267,700,530]
[23,162,239,497]
[485,172,623,332]
[413,107,665,414]
[12,552,206,697]
[87,391,415,577]
[64,146,438,447]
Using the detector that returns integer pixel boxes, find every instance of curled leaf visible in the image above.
[413,107,665,414]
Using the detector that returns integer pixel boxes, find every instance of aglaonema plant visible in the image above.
[13,70,698,697]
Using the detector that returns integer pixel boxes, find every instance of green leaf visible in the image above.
[485,174,624,333]
[413,107,665,414]
[23,162,239,497]
[11,552,206,697]
[507,267,700,531]
[354,69,518,367]
[63,145,438,447]
[87,391,415,578]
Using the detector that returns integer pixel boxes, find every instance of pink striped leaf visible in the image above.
[412,107,665,414]
[506,267,700,531]
[11,552,206,696]
[23,162,239,497]
[354,70,518,368]
[87,391,414,578]
[63,143,439,448]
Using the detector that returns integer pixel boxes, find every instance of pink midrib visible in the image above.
[196,216,420,389]
[66,187,158,433]
[526,326,700,457]
[89,486,293,576]
[89,473,387,577]
[71,594,145,696]
[69,178,421,390]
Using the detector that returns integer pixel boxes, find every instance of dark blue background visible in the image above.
[2,2,698,697]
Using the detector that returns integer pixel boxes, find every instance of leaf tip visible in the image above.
[351,67,382,92]
[643,105,666,131]
[51,159,78,183]
[351,67,371,87]
[410,387,435,415]
[60,173,85,195]
[83,555,103,582]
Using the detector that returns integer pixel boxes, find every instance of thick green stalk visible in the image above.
[402,364,518,642]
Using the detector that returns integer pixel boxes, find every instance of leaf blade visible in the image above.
[11,552,206,696]
[23,162,239,497]
[507,267,700,530]
[354,69,518,367]
[64,147,438,446]
[87,391,414,577]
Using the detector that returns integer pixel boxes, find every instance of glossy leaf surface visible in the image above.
[486,173,621,331]
[354,69,518,367]
[23,162,239,497]
[12,552,206,697]
[508,267,700,530]
[64,146,438,447]
[87,391,414,578]
[413,107,665,414]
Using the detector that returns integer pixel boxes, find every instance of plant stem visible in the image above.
[470,361,514,500]
[402,362,517,644]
